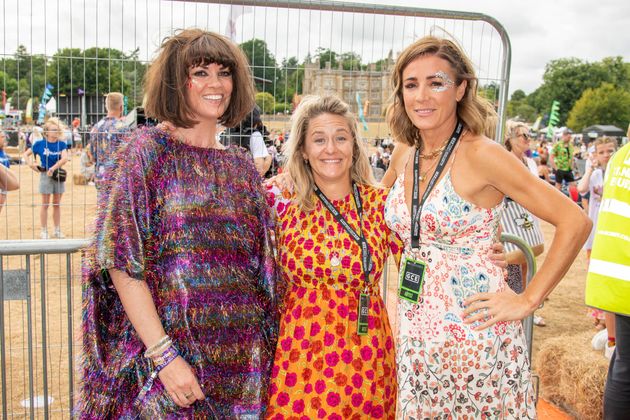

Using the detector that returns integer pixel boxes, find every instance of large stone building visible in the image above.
[302,59,394,118]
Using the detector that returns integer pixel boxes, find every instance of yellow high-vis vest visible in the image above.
[585,142,630,316]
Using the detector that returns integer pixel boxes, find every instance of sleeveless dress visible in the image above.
[384,166,536,419]
[265,184,400,419]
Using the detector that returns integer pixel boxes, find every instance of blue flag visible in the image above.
[355,93,368,131]
[37,83,54,124]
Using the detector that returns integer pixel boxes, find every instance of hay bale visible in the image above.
[535,331,609,420]
[73,173,87,185]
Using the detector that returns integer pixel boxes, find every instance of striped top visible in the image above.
[79,127,280,419]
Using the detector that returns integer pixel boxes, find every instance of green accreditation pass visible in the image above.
[357,294,369,335]
[398,257,426,303]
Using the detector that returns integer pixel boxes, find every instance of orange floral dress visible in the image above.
[265,184,402,419]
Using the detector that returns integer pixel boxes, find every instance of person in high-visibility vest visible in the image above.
[585,141,630,418]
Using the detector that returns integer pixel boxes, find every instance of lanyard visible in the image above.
[313,183,373,286]
[411,121,464,249]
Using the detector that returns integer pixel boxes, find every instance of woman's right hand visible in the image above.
[157,356,205,408]
[30,164,40,173]
[264,171,293,193]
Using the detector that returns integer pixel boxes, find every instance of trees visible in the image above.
[566,83,630,132]
[255,92,275,114]
[240,39,279,96]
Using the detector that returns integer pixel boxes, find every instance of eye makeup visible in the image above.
[430,70,455,92]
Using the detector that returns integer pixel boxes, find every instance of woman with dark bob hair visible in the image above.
[78,29,280,418]
[383,36,591,418]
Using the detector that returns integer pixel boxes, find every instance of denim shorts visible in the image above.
[39,172,65,195]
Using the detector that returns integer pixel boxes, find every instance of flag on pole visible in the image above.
[224,5,252,41]
[25,98,33,122]
[356,93,368,131]
[37,83,54,124]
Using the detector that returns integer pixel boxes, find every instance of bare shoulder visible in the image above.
[390,141,412,173]
[459,133,508,166]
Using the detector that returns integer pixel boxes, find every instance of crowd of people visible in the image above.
[0,26,626,418]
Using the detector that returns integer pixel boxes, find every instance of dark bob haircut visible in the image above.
[144,28,256,129]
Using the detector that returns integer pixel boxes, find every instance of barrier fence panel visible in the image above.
[1,0,510,241]
[1,0,512,417]
[0,240,88,419]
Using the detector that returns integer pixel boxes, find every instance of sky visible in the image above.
[359,0,630,95]
[1,0,628,96]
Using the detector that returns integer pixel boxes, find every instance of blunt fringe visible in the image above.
[282,95,375,213]
[144,28,255,129]
[386,36,490,148]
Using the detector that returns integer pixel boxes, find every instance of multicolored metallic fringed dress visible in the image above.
[78,127,280,419]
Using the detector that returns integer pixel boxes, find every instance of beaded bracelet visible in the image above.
[144,335,171,358]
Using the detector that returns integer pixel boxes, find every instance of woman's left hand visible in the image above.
[488,242,507,268]
[47,168,54,177]
[462,289,535,330]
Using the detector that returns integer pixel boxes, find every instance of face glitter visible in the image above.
[430,70,455,92]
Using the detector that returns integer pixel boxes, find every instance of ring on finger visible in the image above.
[184,392,194,400]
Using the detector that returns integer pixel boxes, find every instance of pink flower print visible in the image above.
[317,408,326,419]
[294,325,305,340]
[314,380,327,395]
[341,349,353,364]
[292,399,305,413]
[362,400,373,415]
[360,346,373,361]
[324,332,335,346]
[351,373,363,389]
[351,393,364,407]
[449,324,466,342]
[365,369,375,380]
[371,404,384,418]
[325,351,340,367]
[323,367,334,378]
[285,372,297,387]
[310,322,321,336]
[326,392,341,407]
[280,337,293,351]
[337,304,349,318]
[276,391,290,407]
[304,383,313,394]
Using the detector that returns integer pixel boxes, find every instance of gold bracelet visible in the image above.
[144,335,171,358]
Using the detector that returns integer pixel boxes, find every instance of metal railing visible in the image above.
[0,239,88,419]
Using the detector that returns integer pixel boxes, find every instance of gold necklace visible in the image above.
[418,156,440,183]
[418,144,448,160]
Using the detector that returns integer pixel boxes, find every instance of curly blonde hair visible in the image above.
[282,95,375,212]
[386,36,491,147]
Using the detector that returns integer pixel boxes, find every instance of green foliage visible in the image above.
[273,103,291,115]
[240,39,279,96]
[255,92,276,114]
[479,82,500,101]
[526,57,628,125]
[506,100,537,122]
[510,89,526,102]
[566,83,630,132]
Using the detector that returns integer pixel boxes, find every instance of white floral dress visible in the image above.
[384,169,536,419]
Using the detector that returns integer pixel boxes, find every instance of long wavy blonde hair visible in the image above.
[282,95,375,212]
[386,36,491,147]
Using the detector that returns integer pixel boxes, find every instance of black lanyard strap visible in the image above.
[313,183,373,286]
[411,121,464,249]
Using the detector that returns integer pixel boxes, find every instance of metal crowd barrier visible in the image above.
[0,239,89,419]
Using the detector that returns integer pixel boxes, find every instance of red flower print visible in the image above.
[311,396,322,409]
[351,358,363,372]
[372,405,384,418]
[313,357,323,370]
[326,392,341,407]
[334,372,348,387]
[289,349,300,363]
[310,322,321,336]
[448,324,466,342]
[335,323,346,336]
[302,368,312,381]
[277,392,290,407]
